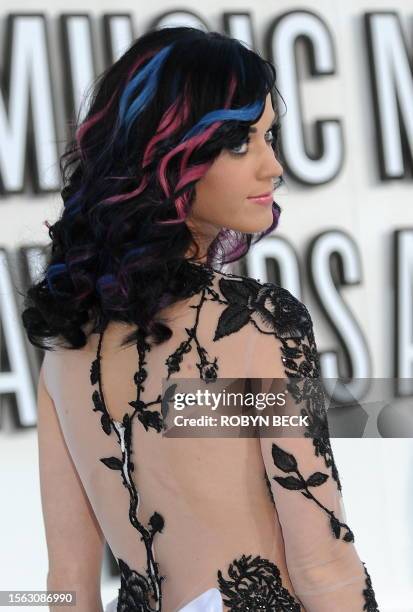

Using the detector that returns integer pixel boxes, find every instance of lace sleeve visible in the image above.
[247,286,379,611]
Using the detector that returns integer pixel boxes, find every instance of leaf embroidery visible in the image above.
[271,442,354,543]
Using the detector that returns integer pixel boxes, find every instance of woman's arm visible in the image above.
[248,295,379,611]
[37,360,105,612]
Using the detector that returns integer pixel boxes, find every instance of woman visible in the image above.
[21,26,379,612]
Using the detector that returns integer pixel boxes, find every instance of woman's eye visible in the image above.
[265,131,275,145]
[229,138,250,155]
[229,130,276,156]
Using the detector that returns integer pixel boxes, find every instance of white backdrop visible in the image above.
[0,0,412,610]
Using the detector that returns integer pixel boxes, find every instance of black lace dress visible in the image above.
[44,260,380,612]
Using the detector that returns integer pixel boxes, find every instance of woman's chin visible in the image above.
[232,213,274,234]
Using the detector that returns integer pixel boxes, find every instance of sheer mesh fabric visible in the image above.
[42,262,378,611]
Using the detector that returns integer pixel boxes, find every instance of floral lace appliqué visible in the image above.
[217,554,301,611]
[91,328,166,611]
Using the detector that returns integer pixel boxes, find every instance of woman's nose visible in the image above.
[262,153,283,180]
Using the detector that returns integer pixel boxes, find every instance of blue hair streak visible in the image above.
[46,263,68,293]
[118,44,175,142]
[180,99,264,142]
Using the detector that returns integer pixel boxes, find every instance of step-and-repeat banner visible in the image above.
[0,1,412,610]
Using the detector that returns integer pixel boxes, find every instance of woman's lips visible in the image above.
[247,192,273,205]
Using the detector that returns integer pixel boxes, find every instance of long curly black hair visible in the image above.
[21,26,285,351]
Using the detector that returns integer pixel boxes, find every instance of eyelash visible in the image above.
[229,124,281,156]
[273,174,285,189]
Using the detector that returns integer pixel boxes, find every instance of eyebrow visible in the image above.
[248,115,278,133]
